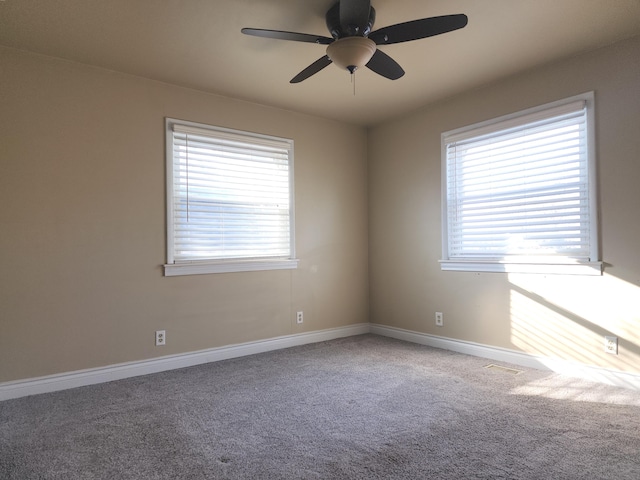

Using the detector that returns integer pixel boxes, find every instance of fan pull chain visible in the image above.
[351,71,356,96]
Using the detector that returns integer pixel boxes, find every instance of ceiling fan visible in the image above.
[241,0,468,83]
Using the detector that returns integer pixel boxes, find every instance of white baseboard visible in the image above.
[371,324,640,391]
[3,322,639,401]
[0,323,370,401]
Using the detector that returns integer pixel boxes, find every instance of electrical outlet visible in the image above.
[296,311,304,324]
[604,336,618,355]
[155,330,166,346]
[435,312,444,327]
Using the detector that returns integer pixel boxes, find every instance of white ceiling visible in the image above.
[2,0,640,127]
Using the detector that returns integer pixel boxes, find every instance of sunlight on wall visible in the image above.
[508,273,640,375]
[510,289,599,364]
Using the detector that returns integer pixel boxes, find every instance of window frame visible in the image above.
[164,118,298,277]
[440,92,602,275]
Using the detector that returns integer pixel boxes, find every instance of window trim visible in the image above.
[440,92,602,275]
[163,118,298,276]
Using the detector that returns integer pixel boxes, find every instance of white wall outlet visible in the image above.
[296,311,304,324]
[435,312,444,327]
[155,330,166,346]
[604,336,618,355]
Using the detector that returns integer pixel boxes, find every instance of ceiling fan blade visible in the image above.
[339,0,371,33]
[241,28,333,45]
[366,49,404,80]
[369,14,468,45]
[290,55,333,83]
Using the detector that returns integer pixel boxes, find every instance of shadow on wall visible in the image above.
[508,272,640,387]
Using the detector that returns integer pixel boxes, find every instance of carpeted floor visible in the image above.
[1,334,639,479]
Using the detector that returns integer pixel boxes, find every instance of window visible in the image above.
[164,118,297,276]
[441,93,601,275]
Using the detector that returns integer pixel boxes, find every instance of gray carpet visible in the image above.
[1,334,639,479]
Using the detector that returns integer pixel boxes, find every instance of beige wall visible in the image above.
[3,34,640,385]
[369,35,640,374]
[0,47,369,383]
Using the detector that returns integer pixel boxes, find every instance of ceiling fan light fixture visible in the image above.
[326,37,376,73]
[242,2,468,83]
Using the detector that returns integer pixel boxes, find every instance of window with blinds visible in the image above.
[164,119,297,276]
[441,93,601,275]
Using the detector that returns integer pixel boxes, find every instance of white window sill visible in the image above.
[439,259,603,276]
[164,258,299,277]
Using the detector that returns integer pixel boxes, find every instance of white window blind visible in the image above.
[441,93,600,274]
[165,119,296,275]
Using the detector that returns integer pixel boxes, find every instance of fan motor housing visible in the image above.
[326,3,376,39]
